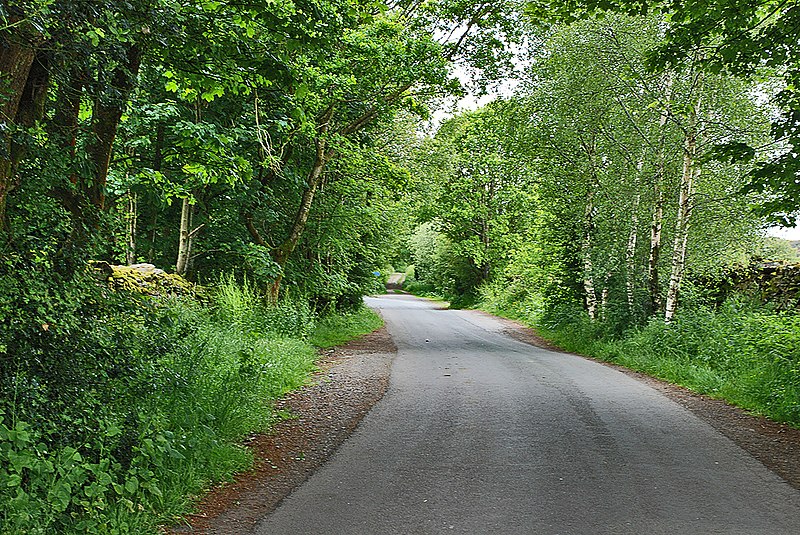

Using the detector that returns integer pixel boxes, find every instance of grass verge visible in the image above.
[479,299,800,429]
[311,306,384,348]
[0,278,385,534]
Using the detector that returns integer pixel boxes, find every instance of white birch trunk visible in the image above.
[647,177,665,313]
[664,152,699,321]
[176,196,192,276]
[126,191,137,265]
[583,191,598,320]
[625,160,643,315]
[665,76,703,322]
[647,72,673,315]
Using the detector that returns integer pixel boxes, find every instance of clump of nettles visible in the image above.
[92,261,196,296]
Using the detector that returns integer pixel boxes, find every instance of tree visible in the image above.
[240,1,524,298]
[409,102,536,298]
[527,0,800,226]
[483,13,771,324]
[0,0,49,229]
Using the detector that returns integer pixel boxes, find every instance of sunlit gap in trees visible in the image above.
[427,29,530,131]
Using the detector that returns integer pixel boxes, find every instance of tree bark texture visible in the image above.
[0,23,45,229]
[583,189,598,320]
[625,163,642,315]
[665,79,702,322]
[268,144,331,300]
[86,44,142,210]
[267,106,335,300]
[176,196,193,276]
[647,72,673,316]
[126,192,137,265]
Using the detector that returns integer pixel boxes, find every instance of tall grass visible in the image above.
[596,304,800,425]
[311,306,384,348]
[0,277,381,534]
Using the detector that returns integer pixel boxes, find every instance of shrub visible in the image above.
[0,271,324,533]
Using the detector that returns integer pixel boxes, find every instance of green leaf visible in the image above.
[125,477,139,494]
[48,480,73,512]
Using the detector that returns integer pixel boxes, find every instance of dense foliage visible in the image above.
[3,0,800,530]
[0,277,313,532]
[0,0,520,531]
[527,0,800,226]
[400,11,800,423]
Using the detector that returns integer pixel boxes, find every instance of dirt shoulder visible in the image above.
[488,312,800,492]
[168,326,397,534]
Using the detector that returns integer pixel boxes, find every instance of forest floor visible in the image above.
[167,304,800,534]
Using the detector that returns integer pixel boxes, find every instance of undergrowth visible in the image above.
[311,306,384,348]
[0,274,381,534]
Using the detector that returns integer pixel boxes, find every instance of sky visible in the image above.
[767,225,800,241]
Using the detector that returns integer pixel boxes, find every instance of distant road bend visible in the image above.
[256,293,800,534]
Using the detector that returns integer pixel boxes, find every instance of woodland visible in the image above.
[1,0,800,532]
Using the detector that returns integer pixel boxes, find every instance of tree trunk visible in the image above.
[176,196,193,276]
[480,216,490,283]
[647,72,673,316]
[50,67,83,188]
[268,144,331,300]
[647,174,665,314]
[625,161,643,316]
[148,210,158,264]
[478,179,493,284]
[268,106,336,300]
[0,32,36,123]
[85,44,142,210]
[126,191,137,265]
[665,79,702,322]
[580,136,600,320]
[583,189,598,320]
[0,28,45,230]
[600,271,612,321]
[146,124,165,263]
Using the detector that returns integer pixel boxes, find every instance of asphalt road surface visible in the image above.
[255,293,800,534]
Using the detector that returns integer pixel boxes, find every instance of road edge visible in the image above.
[166,324,397,534]
[474,309,800,492]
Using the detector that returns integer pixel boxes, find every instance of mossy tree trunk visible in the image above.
[0,18,47,231]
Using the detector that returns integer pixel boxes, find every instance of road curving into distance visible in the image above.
[254,293,800,534]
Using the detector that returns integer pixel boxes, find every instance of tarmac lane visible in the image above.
[254,293,800,535]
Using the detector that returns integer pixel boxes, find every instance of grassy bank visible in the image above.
[480,297,800,428]
[311,306,384,348]
[0,278,382,534]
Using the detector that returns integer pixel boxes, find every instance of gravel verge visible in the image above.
[167,325,396,534]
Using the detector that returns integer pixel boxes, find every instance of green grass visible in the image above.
[310,306,384,348]
[596,308,800,426]
[0,278,386,534]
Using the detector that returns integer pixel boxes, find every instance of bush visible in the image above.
[0,271,331,533]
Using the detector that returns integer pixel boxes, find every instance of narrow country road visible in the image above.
[254,293,800,534]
